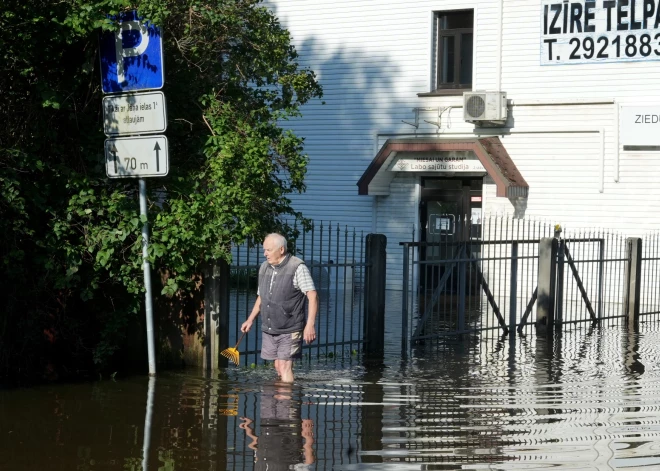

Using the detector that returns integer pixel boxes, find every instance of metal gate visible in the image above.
[401,218,631,347]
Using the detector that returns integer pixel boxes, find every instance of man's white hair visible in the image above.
[265,233,288,253]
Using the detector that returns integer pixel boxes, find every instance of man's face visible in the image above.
[263,237,285,265]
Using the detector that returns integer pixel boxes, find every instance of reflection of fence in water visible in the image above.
[224,382,363,470]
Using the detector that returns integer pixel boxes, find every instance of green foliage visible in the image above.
[0,0,321,382]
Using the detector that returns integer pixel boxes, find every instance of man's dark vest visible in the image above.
[258,254,307,334]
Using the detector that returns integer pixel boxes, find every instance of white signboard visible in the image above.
[541,0,660,65]
[102,92,167,136]
[430,214,455,235]
[391,157,486,172]
[620,105,660,147]
[105,136,169,178]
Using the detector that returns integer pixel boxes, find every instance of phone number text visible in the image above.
[542,31,660,64]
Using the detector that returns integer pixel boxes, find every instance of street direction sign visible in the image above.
[99,11,164,93]
[105,136,169,178]
[102,92,167,136]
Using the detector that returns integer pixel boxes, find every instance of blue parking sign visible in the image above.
[99,11,164,93]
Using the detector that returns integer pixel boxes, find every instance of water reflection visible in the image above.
[239,382,315,470]
[141,377,155,471]
[4,325,660,469]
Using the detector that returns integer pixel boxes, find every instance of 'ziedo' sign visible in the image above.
[541,0,660,65]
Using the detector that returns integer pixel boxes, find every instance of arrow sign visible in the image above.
[105,135,169,178]
[154,141,161,172]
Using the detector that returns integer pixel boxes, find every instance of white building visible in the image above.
[266,0,660,289]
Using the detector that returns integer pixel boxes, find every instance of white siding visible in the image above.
[261,0,660,284]
[375,173,418,291]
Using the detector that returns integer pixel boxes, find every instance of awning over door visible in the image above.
[357,137,529,198]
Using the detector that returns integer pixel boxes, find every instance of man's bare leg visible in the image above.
[279,359,294,383]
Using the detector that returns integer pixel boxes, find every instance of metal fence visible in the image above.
[226,222,367,366]
[401,217,660,347]
[641,232,660,320]
[401,217,551,343]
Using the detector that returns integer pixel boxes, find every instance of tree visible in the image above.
[0,0,322,382]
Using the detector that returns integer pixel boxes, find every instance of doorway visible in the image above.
[418,177,482,289]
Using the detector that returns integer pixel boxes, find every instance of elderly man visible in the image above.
[241,233,318,382]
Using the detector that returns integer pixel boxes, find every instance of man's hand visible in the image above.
[241,318,253,333]
[303,323,316,344]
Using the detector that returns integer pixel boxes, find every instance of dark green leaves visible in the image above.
[0,0,321,379]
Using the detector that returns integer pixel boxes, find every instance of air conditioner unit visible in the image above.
[463,91,508,122]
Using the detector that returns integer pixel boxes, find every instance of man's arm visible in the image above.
[241,296,261,332]
[301,418,316,465]
[303,290,317,344]
[239,417,259,450]
[294,263,318,344]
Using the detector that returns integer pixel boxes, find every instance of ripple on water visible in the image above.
[3,326,660,470]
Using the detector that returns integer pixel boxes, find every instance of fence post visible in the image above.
[401,243,409,354]
[536,237,558,336]
[509,242,518,340]
[555,240,565,327]
[624,237,642,325]
[363,234,386,358]
[204,259,230,370]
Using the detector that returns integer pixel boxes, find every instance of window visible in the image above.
[435,10,473,91]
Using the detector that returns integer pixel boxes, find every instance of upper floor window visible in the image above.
[435,10,473,91]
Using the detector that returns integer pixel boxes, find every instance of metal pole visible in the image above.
[139,178,157,376]
[509,242,518,339]
[402,244,409,356]
[141,376,156,470]
[556,239,565,328]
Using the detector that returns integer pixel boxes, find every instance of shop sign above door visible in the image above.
[390,156,486,172]
[541,0,660,65]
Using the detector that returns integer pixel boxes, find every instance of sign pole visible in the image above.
[139,178,157,376]
[100,12,166,376]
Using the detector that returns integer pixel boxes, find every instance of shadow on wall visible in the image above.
[171,12,403,367]
[271,14,404,224]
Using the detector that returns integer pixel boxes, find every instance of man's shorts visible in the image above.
[261,331,303,361]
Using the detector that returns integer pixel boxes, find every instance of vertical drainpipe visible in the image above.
[614,101,620,183]
[496,0,504,91]
[371,133,379,235]
[599,127,605,193]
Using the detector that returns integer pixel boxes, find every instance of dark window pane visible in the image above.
[435,9,473,90]
[441,36,455,84]
[459,33,473,84]
[438,10,473,30]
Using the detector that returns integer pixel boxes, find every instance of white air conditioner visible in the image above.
[463,91,508,122]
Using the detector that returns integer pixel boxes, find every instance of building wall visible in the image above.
[264,0,660,285]
[375,173,419,290]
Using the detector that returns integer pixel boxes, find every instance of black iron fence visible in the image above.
[209,222,368,367]
[401,217,551,345]
[401,216,660,349]
[641,232,660,321]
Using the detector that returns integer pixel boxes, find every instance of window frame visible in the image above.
[434,10,474,92]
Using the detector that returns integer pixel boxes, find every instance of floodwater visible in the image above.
[3,315,660,470]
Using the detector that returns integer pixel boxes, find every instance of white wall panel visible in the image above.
[375,174,419,290]
[260,0,660,286]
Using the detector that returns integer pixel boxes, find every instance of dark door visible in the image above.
[419,178,481,290]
